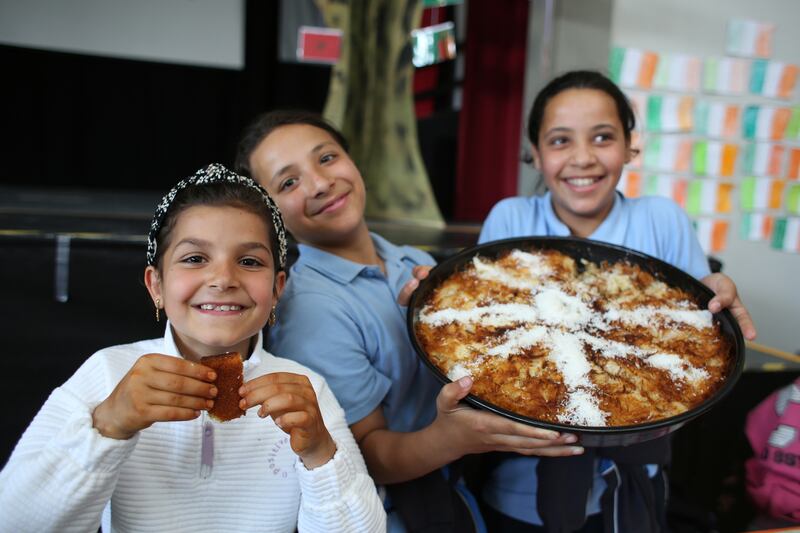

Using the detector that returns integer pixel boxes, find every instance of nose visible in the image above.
[208,261,238,290]
[308,168,334,198]
[570,141,597,167]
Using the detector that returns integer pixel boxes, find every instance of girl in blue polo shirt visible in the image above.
[235,111,583,532]
[478,70,757,532]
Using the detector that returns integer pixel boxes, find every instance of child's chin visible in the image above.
[562,198,610,217]
[196,338,249,355]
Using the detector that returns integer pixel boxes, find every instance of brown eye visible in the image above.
[279,177,298,191]
[240,257,263,267]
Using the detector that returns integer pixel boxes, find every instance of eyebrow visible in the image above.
[174,238,210,249]
[270,141,338,183]
[543,126,572,136]
[590,123,618,131]
[173,238,271,254]
[239,242,272,254]
[543,123,618,136]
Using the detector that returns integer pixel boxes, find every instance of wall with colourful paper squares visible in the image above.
[610,18,799,255]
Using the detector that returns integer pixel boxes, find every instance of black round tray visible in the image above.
[407,236,745,447]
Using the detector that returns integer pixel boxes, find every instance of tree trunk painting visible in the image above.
[314,0,444,227]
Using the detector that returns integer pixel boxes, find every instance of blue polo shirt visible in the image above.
[478,191,711,525]
[268,233,440,433]
[480,192,711,280]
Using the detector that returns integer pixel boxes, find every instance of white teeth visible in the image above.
[567,178,596,187]
[199,304,242,311]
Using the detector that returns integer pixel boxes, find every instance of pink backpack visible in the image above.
[745,378,800,522]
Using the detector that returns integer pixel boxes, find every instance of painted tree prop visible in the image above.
[315,0,445,227]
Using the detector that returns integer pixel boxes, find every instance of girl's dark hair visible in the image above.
[154,182,282,273]
[235,110,350,177]
[527,70,636,148]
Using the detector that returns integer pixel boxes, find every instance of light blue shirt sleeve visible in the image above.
[268,290,392,426]
[479,197,524,244]
[640,197,711,280]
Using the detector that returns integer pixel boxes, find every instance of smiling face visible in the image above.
[532,88,631,238]
[247,124,368,252]
[145,205,285,361]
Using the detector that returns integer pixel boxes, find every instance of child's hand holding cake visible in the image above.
[92,353,217,440]
[240,372,337,469]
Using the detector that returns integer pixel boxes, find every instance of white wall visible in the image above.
[611,0,798,61]
[0,0,245,69]
[610,0,800,354]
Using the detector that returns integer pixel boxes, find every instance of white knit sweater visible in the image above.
[0,327,386,533]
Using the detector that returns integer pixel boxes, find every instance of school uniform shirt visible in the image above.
[269,233,440,433]
[0,326,385,533]
[478,191,711,526]
[269,234,442,533]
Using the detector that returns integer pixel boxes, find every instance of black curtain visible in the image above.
[0,0,331,191]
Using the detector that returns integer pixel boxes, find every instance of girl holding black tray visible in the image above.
[477,70,756,533]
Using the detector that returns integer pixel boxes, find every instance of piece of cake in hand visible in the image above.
[201,352,245,422]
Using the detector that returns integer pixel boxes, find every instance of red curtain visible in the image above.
[454,0,529,222]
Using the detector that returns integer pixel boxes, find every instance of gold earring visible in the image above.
[268,306,277,327]
[155,298,161,322]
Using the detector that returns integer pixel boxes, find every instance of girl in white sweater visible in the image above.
[0,164,386,533]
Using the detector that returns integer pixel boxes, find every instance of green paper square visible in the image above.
[741,143,756,176]
[686,180,702,215]
[703,58,718,92]
[787,107,800,140]
[740,177,756,211]
[692,141,708,175]
[694,100,709,135]
[647,95,663,131]
[749,59,767,94]
[787,184,800,215]
[609,47,625,84]
[742,106,759,140]
[644,136,662,169]
[644,174,659,196]
[771,218,787,250]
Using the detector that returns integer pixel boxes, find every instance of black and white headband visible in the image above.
[146,163,288,270]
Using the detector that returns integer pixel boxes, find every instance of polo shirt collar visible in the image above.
[589,191,626,242]
[371,232,411,266]
[543,192,571,236]
[296,232,413,285]
[543,190,624,239]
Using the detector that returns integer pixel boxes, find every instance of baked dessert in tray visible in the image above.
[413,244,735,429]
